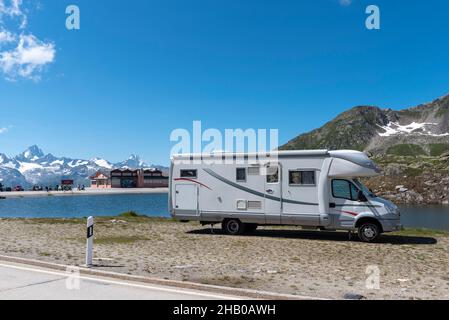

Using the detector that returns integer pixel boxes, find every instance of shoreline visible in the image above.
[0,187,168,199]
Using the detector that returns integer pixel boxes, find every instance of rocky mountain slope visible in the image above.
[282,94,449,156]
[281,93,449,205]
[0,146,168,188]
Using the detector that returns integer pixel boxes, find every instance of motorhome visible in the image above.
[169,150,402,242]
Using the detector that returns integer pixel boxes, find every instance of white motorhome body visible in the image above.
[169,150,402,242]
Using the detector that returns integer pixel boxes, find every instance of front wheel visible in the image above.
[358,223,380,243]
[222,219,245,235]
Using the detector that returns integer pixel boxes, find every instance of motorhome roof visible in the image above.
[172,150,329,159]
[172,149,379,172]
[173,150,370,159]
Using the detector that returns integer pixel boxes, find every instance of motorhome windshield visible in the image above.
[353,179,375,198]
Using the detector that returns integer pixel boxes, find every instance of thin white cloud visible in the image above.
[339,0,353,6]
[0,34,55,80]
[0,29,15,43]
[0,127,8,134]
[0,0,27,28]
[0,0,54,81]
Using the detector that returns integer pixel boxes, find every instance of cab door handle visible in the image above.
[330,203,336,208]
[266,189,274,194]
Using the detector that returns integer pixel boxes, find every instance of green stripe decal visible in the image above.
[203,168,319,206]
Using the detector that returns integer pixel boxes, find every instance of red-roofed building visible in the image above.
[89,172,111,189]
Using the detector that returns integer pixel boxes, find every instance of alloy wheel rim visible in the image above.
[363,226,376,239]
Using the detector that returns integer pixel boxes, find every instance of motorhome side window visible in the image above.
[289,171,316,185]
[332,179,359,201]
[180,169,197,179]
[266,166,279,183]
[236,168,246,182]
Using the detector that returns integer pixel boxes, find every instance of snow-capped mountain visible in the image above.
[15,145,45,162]
[115,154,148,169]
[0,167,29,188]
[0,146,168,188]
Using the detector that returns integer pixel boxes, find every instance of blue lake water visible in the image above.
[0,194,449,231]
[0,194,169,219]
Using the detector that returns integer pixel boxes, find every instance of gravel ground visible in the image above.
[1,217,448,300]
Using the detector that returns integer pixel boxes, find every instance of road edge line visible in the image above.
[0,254,326,300]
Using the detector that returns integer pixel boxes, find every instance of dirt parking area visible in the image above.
[1,216,448,300]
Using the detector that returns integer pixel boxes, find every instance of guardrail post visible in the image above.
[86,216,94,267]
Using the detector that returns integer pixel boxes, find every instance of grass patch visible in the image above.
[391,228,449,237]
[387,144,426,156]
[399,109,423,119]
[116,212,175,223]
[429,143,449,157]
[436,107,449,118]
[119,211,141,218]
[95,236,150,245]
[403,167,424,177]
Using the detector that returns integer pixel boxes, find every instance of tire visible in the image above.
[245,224,258,233]
[222,219,245,235]
[358,222,381,243]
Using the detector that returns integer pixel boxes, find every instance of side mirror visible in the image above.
[358,190,368,202]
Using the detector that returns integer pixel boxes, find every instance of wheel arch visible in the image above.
[355,216,384,233]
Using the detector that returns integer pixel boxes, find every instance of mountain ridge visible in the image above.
[0,146,168,188]
[281,93,449,156]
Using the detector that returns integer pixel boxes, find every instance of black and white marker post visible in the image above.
[86,216,94,267]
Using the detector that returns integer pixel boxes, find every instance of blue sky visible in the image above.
[1,0,448,165]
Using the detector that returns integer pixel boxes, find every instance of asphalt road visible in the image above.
[0,262,241,300]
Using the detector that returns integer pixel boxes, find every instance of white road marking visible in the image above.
[0,263,242,300]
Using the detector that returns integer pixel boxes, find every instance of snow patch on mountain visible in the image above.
[378,122,449,137]
[92,158,113,169]
[18,162,44,173]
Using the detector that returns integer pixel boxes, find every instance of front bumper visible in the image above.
[381,219,402,233]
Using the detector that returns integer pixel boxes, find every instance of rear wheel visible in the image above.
[222,219,245,235]
[358,222,380,243]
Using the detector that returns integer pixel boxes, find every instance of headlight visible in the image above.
[386,203,398,214]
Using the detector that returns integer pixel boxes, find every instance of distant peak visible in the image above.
[21,145,44,159]
[0,153,10,163]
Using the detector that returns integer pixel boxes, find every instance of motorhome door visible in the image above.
[175,184,199,216]
[264,163,281,224]
[329,179,363,229]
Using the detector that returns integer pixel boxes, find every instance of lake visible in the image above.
[0,194,168,219]
[0,194,448,231]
